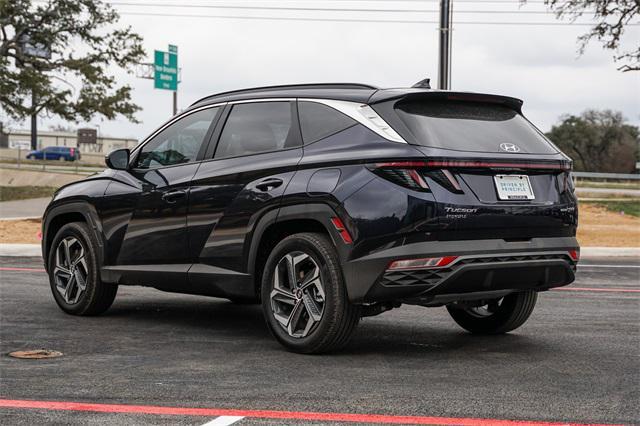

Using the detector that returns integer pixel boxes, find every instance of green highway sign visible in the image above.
[154,47,178,91]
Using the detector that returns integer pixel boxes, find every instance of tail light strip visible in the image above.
[375,160,571,171]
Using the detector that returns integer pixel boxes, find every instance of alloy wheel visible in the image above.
[53,237,88,304]
[466,298,504,318]
[270,251,325,338]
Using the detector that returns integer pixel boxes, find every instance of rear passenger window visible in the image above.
[214,102,299,159]
[298,101,356,144]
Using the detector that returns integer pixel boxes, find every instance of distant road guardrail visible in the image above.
[573,172,640,181]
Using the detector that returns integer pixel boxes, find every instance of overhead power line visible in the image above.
[107,2,562,14]
[108,0,556,3]
[117,11,631,26]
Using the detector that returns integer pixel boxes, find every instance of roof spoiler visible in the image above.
[369,90,524,114]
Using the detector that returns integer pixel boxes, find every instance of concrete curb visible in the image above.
[0,244,41,257]
[1,243,639,259]
[580,247,640,257]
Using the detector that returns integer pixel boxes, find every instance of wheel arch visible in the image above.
[43,202,104,272]
[248,203,348,299]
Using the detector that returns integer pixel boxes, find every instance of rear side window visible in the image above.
[298,101,356,144]
[214,102,299,159]
[394,100,557,154]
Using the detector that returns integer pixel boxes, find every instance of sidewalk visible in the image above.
[0,198,50,220]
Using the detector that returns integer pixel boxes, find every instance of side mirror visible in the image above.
[105,148,130,170]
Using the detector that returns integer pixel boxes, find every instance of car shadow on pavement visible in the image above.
[99,296,548,357]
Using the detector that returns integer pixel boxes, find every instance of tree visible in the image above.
[523,1,639,72]
[546,110,639,173]
[0,0,145,126]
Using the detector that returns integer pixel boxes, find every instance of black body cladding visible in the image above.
[43,84,578,308]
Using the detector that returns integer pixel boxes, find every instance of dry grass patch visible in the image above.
[577,203,639,247]
[0,218,41,244]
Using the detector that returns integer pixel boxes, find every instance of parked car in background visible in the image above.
[26,146,81,161]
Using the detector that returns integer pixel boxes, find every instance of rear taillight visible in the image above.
[388,256,458,271]
[369,159,571,193]
[370,162,430,191]
[555,171,575,194]
[568,249,580,262]
[70,148,75,156]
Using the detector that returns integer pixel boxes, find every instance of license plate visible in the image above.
[494,175,535,200]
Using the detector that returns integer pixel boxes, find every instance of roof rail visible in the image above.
[190,83,379,107]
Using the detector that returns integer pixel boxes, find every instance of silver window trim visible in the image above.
[132,96,406,160]
[298,98,407,143]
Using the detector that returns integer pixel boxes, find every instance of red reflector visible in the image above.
[388,255,458,271]
[568,249,580,262]
[330,217,353,244]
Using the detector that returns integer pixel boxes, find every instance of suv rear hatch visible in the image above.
[371,92,577,240]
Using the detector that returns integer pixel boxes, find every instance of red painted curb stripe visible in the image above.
[0,267,46,272]
[0,399,621,426]
[553,287,640,293]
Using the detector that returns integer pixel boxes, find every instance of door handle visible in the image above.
[255,178,284,192]
[162,190,187,203]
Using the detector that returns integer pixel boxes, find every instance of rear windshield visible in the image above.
[394,100,557,154]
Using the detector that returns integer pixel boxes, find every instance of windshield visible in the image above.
[394,100,557,154]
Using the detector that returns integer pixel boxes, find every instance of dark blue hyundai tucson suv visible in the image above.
[42,83,579,353]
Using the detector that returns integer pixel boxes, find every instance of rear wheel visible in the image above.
[48,222,118,316]
[261,233,360,354]
[446,290,537,334]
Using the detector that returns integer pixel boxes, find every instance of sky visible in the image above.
[10,0,640,141]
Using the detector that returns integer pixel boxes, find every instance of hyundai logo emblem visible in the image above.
[499,143,521,153]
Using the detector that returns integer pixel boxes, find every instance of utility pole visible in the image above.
[173,91,177,116]
[438,0,453,90]
[30,90,37,150]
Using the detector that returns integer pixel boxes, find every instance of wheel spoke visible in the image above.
[63,274,76,303]
[302,293,322,322]
[287,300,305,336]
[74,268,87,291]
[284,254,297,291]
[270,287,296,306]
[63,238,72,267]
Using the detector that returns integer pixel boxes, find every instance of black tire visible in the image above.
[446,290,538,334]
[47,222,118,316]
[261,232,360,354]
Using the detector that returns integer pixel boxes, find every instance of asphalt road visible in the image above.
[0,256,638,425]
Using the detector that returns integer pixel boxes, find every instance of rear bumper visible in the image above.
[342,237,578,304]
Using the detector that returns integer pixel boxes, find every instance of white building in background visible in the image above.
[4,129,138,154]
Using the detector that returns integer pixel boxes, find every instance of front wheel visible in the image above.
[48,222,118,316]
[446,290,538,334]
[261,233,360,354]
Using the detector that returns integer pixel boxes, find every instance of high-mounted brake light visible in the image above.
[330,217,353,244]
[387,256,458,271]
